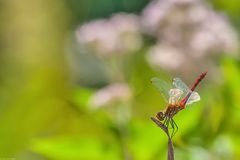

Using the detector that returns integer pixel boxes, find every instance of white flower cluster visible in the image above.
[76,13,142,56]
[90,83,131,108]
[142,0,238,70]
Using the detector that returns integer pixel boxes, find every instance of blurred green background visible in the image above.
[0,0,240,159]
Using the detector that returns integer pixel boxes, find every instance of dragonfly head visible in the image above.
[156,111,165,121]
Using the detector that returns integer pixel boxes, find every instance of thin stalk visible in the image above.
[151,117,174,160]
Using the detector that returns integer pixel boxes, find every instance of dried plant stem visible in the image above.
[167,137,174,160]
[151,117,174,160]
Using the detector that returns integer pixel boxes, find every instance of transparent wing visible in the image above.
[173,78,201,105]
[151,77,172,102]
[172,77,190,95]
[186,92,200,105]
[168,88,183,105]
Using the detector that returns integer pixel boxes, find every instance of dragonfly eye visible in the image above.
[156,111,165,121]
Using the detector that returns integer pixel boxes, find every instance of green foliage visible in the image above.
[31,137,121,160]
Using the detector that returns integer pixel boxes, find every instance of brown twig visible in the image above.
[151,117,174,160]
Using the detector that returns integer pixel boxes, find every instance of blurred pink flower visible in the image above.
[146,43,185,70]
[76,13,142,56]
[142,0,238,69]
[189,14,238,58]
[90,83,132,108]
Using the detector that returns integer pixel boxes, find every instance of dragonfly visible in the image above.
[151,72,207,137]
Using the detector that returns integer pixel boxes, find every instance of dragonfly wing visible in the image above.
[151,77,172,102]
[186,91,200,105]
[168,88,183,105]
[172,78,190,94]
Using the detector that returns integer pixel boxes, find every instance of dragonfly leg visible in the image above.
[172,119,178,134]
[168,120,174,130]
[170,118,178,138]
[164,116,170,128]
[169,118,175,138]
[163,115,167,125]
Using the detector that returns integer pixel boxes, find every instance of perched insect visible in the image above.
[151,72,207,137]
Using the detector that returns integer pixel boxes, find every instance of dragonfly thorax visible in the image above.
[156,105,182,121]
